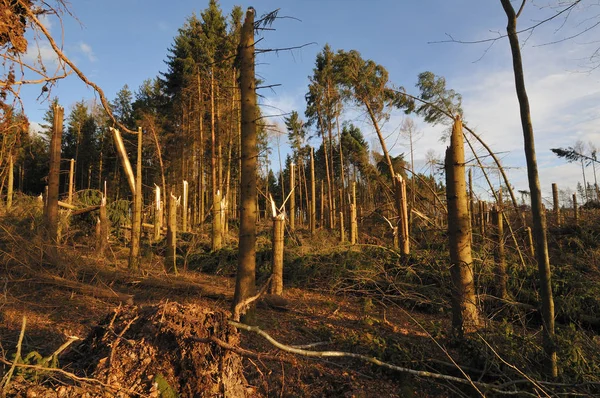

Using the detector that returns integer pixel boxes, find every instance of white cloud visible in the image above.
[78,42,97,62]
[38,14,53,32]
[21,42,59,69]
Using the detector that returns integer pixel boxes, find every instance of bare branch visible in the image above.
[19,0,137,134]
[428,1,581,45]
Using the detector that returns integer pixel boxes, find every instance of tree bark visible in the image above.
[500,0,557,376]
[212,189,223,250]
[46,104,64,244]
[129,127,143,270]
[269,214,285,295]
[110,128,136,195]
[492,205,508,299]
[573,193,578,225]
[96,196,108,256]
[166,192,178,274]
[68,158,74,204]
[445,116,479,337]
[552,183,560,227]
[289,163,295,230]
[310,147,316,235]
[232,8,257,324]
[500,0,557,377]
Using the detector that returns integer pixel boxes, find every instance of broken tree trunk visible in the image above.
[445,116,480,337]
[269,212,285,296]
[109,128,136,195]
[492,205,508,300]
[394,174,410,255]
[45,104,64,244]
[573,193,578,225]
[68,158,74,204]
[552,183,560,227]
[166,192,178,275]
[96,196,108,256]
[129,127,143,270]
[232,8,257,324]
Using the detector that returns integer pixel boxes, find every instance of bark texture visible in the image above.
[232,9,257,324]
[500,0,557,377]
[46,105,64,244]
[445,117,479,337]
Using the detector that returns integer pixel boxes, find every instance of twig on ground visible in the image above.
[1,316,26,393]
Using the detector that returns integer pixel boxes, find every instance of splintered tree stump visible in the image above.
[68,302,250,397]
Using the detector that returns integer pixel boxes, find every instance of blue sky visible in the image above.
[17,0,600,203]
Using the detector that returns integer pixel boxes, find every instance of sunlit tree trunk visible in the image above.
[129,127,143,270]
[232,8,257,323]
[501,0,557,376]
[310,147,316,235]
[445,116,479,337]
[46,105,64,244]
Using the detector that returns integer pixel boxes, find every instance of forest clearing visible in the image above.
[1,1,600,397]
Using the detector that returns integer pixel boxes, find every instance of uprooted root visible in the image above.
[4,302,254,397]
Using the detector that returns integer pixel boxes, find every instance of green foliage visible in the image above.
[414,71,463,124]
[11,349,60,381]
[107,199,131,229]
[153,374,178,398]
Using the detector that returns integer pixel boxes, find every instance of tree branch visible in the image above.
[20,0,137,134]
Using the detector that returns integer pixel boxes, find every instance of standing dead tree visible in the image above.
[445,116,480,337]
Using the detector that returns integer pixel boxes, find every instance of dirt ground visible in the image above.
[0,244,460,397]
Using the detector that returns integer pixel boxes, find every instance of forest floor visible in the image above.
[1,204,600,397]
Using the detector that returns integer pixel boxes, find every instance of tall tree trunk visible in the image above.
[198,71,205,227]
[232,8,257,323]
[289,162,295,230]
[500,0,557,377]
[68,158,74,204]
[310,147,316,235]
[445,116,479,337]
[552,183,560,227]
[581,159,589,203]
[211,66,222,250]
[316,108,334,228]
[269,213,285,295]
[46,105,64,244]
[129,127,143,270]
[492,204,508,299]
[166,191,178,274]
